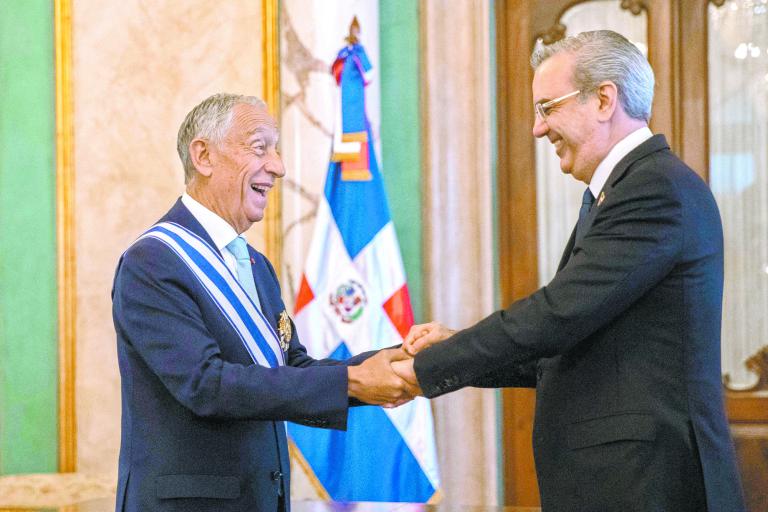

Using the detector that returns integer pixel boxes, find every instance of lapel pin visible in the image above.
[250,257,255,265]
[598,191,606,207]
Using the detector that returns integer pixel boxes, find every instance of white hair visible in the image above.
[176,93,266,184]
[531,30,655,122]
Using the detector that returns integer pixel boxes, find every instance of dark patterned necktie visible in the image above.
[576,188,595,241]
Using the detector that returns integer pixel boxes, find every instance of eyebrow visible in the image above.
[246,128,278,145]
[245,127,268,137]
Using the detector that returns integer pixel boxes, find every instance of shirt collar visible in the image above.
[181,192,239,253]
[589,126,653,198]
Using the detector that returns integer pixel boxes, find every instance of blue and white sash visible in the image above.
[135,222,284,368]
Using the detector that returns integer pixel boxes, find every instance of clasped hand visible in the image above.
[347,322,455,408]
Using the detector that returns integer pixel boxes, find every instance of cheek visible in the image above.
[240,157,265,181]
[233,165,253,196]
[564,130,587,156]
[236,159,251,181]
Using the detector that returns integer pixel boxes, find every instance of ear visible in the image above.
[596,81,619,122]
[189,138,214,178]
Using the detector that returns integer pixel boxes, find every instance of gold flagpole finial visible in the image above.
[345,16,361,45]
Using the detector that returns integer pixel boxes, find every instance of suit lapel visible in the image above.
[250,255,277,330]
[602,134,669,193]
[575,195,601,246]
[557,226,578,271]
[161,198,280,332]
[158,198,221,258]
[160,198,281,361]
[554,135,670,273]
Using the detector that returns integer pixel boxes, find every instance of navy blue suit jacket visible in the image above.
[112,200,371,511]
[414,136,745,511]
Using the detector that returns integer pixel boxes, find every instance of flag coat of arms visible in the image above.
[288,39,440,502]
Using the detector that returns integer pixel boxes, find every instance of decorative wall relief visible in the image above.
[279,1,380,313]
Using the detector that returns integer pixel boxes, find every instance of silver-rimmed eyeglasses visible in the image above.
[534,90,581,119]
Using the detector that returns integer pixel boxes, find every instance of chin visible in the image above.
[247,211,265,224]
[571,169,591,184]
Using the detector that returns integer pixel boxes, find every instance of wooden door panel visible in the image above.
[726,348,768,511]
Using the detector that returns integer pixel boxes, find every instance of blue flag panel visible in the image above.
[325,140,391,260]
[289,343,435,502]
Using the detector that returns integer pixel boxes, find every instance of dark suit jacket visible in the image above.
[414,135,745,511]
[112,199,371,512]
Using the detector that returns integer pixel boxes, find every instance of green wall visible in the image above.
[0,0,58,474]
[379,0,424,322]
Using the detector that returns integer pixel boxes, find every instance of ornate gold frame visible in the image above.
[54,0,283,472]
[262,0,283,277]
[55,0,76,473]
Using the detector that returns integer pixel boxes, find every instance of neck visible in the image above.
[581,117,647,185]
[186,181,249,234]
[607,115,647,151]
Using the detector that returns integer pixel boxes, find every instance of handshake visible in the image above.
[347,322,456,408]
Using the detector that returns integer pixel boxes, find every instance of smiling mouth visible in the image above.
[250,183,270,196]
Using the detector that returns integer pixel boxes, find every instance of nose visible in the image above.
[532,114,548,138]
[265,148,286,178]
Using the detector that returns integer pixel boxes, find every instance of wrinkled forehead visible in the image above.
[230,103,279,142]
[532,52,576,103]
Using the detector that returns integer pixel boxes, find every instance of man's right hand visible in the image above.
[347,348,420,406]
[402,321,455,356]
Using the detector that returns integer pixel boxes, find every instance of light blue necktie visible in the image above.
[226,236,262,310]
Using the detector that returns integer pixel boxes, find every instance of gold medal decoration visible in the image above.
[278,311,292,352]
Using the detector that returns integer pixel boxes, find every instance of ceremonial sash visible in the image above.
[135,221,284,368]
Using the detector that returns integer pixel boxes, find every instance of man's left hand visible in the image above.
[391,358,422,398]
[348,348,419,406]
[402,321,456,356]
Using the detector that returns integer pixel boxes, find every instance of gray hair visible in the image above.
[177,93,266,184]
[530,30,654,122]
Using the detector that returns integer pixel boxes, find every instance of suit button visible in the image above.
[271,471,282,481]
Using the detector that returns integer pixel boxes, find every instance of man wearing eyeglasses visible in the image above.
[392,30,745,511]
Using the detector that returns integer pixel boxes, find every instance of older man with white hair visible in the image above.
[112,93,415,512]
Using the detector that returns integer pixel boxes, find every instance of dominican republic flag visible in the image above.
[288,40,440,502]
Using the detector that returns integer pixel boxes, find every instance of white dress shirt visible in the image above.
[589,126,653,198]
